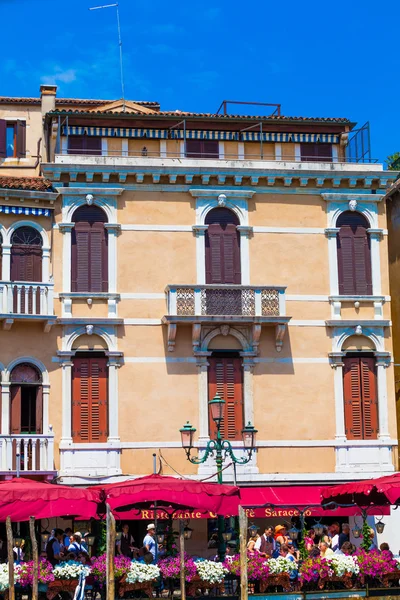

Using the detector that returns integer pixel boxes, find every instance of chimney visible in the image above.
[40,84,57,115]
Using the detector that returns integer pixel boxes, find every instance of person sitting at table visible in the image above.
[320,541,334,558]
[68,532,86,555]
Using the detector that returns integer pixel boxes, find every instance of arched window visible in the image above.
[208,352,244,441]
[205,208,240,284]
[10,226,42,282]
[343,354,378,439]
[337,212,372,295]
[10,363,42,435]
[71,205,108,292]
[72,354,108,442]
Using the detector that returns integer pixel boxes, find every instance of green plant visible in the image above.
[386,152,400,170]
[98,520,107,555]
[361,519,373,551]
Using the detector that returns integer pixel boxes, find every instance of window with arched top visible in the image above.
[337,211,372,295]
[10,226,43,282]
[205,208,241,284]
[10,363,43,435]
[71,205,108,292]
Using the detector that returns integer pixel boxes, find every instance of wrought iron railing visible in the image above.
[166,285,286,317]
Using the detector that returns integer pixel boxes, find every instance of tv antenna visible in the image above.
[89,3,126,110]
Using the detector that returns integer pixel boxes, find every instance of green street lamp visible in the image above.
[180,393,258,561]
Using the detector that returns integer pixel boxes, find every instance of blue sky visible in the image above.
[1,0,399,164]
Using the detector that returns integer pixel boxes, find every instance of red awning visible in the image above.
[321,472,400,507]
[0,478,101,521]
[100,484,390,520]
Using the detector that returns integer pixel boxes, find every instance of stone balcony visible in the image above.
[0,431,56,477]
[162,285,290,353]
[0,281,56,331]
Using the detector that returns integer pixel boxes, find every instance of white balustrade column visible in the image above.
[107,356,121,442]
[376,358,390,440]
[2,244,11,281]
[1,382,10,435]
[104,224,120,294]
[59,223,74,294]
[325,228,340,296]
[42,383,50,434]
[331,356,346,441]
[42,246,51,282]
[242,358,255,425]
[192,226,208,285]
[196,357,210,442]
[237,226,253,286]
[60,359,73,443]
[368,230,383,296]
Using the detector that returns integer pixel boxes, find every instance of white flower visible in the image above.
[328,555,360,577]
[195,560,228,584]
[126,562,160,584]
[0,564,21,591]
[267,557,297,574]
[53,561,91,580]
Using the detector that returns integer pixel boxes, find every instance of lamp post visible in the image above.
[180,393,258,561]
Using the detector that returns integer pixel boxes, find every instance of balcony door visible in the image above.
[205,208,241,284]
[208,354,244,441]
[10,363,43,435]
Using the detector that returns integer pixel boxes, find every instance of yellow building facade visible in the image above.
[0,86,398,494]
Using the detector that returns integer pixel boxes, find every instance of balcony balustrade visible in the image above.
[163,285,290,352]
[0,281,55,331]
[0,432,55,474]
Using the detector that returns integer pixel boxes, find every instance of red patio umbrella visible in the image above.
[97,474,240,516]
[0,478,101,521]
[321,472,400,507]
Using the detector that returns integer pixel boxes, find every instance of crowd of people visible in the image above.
[246,522,392,565]
[45,528,92,566]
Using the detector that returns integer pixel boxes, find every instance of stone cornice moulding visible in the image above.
[0,189,59,202]
[321,193,384,203]
[189,188,255,199]
[55,187,125,196]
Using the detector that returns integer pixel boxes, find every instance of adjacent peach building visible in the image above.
[0,86,398,496]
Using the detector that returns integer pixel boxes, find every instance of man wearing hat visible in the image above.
[143,524,156,562]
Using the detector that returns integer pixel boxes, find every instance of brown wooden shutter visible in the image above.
[300,143,332,162]
[205,209,241,285]
[72,357,108,443]
[360,357,378,439]
[208,357,244,441]
[72,206,108,292]
[0,119,6,158]
[343,357,378,440]
[68,136,85,155]
[72,224,91,292]
[10,386,22,434]
[186,140,202,158]
[337,212,372,295]
[85,137,102,156]
[35,387,43,434]
[16,121,26,158]
[11,245,42,282]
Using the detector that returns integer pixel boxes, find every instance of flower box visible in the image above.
[118,573,154,598]
[46,578,80,600]
[260,573,291,593]
[186,574,225,597]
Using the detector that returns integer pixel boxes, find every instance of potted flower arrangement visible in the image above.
[91,553,131,586]
[357,549,400,586]
[126,562,160,584]
[158,554,197,582]
[194,560,227,585]
[18,558,54,591]
[223,552,270,582]
[299,557,333,589]
[52,561,91,580]
[0,563,21,593]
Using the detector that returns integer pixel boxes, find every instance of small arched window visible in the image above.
[10,363,43,435]
[11,226,42,282]
[71,205,108,292]
[205,208,241,284]
[337,211,372,295]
